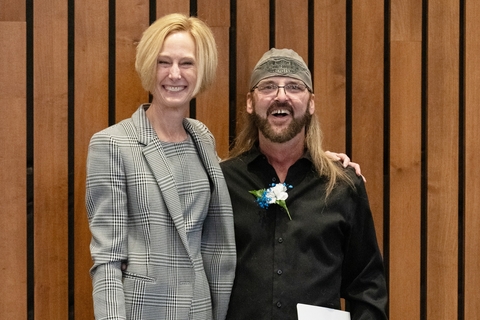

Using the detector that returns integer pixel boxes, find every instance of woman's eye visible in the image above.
[158,60,170,65]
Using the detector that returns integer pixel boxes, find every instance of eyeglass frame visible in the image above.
[251,81,312,96]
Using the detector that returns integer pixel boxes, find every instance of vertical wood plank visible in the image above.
[389,42,422,320]
[389,2,423,319]
[0,22,27,320]
[427,1,459,319]
[74,1,110,318]
[351,0,385,247]
[115,0,149,122]
[275,0,309,60]
[197,0,231,158]
[0,0,25,21]
[33,0,69,318]
[314,0,347,153]
[156,1,190,18]
[235,1,270,137]
[464,1,480,318]
[391,0,423,41]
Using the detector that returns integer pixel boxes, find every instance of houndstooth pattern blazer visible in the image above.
[86,105,236,320]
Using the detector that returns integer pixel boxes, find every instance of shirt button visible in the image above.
[277,269,283,275]
[278,237,284,243]
[276,301,282,308]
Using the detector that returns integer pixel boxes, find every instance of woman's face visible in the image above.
[151,31,198,110]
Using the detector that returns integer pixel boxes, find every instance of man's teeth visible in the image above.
[271,109,290,115]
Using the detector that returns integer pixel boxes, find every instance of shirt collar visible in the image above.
[242,144,313,165]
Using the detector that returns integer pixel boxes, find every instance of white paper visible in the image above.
[297,303,351,320]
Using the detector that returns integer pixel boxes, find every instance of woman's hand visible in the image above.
[325,151,366,182]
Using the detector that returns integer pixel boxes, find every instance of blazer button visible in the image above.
[276,301,282,308]
[277,269,283,275]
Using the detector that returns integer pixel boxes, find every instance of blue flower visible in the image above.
[249,183,293,220]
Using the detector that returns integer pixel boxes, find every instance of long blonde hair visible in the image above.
[228,102,355,197]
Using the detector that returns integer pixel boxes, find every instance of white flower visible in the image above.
[249,183,293,220]
[265,183,289,203]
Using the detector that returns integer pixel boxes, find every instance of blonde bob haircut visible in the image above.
[135,13,218,96]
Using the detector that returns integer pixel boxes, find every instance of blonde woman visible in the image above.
[86,13,236,320]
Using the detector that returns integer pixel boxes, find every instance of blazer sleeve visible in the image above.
[190,120,237,320]
[86,131,128,320]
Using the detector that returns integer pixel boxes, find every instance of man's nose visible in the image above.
[275,86,288,100]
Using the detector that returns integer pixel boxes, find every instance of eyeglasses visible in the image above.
[252,82,311,96]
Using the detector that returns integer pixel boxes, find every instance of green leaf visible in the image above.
[249,189,266,198]
[277,200,292,220]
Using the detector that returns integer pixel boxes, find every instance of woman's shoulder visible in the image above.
[184,118,210,133]
[96,118,133,134]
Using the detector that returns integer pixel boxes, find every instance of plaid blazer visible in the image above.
[86,105,236,320]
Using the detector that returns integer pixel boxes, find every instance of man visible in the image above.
[221,48,388,319]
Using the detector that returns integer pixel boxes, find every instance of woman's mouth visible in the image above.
[165,85,185,92]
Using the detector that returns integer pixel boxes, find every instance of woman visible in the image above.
[86,13,236,320]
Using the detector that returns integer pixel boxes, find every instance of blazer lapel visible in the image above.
[133,105,192,261]
[183,119,218,183]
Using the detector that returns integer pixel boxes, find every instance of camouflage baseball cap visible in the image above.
[249,48,312,91]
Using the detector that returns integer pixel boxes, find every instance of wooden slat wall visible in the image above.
[389,0,423,319]
[1,1,479,319]
[235,0,269,135]
[314,0,347,153]
[197,0,231,159]
[351,0,385,248]
[427,1,460,319]
[73,1,109,319]
[0,21,27,319]
[465,2,480,319]
[33,0,69,318]
[115,0,149,122]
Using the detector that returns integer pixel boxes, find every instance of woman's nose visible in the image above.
[169,64,181,79]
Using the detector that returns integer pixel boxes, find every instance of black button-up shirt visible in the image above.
[221,147,387,320]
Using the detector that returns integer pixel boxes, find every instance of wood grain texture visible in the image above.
[275,0,309,60]
[115,0,149,122]
[314,0,347,153]
[234,0,270,137]
[390,0,422,41]
[427,0,460,319]
[388,2,423,319]
[351,0,385,247]
[156,0,190,18]
[0,22,27,320]
[73,0,110,318]
[465,1,480,319]
[389,41,422,320]
[0,0,25,21]
[33,0,69,318]
[197,0,231,158]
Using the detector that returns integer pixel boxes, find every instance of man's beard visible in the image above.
[252,102,312,143]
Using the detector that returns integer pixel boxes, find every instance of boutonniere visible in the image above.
[249,183,293,220]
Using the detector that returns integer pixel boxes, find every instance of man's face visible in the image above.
[247,76,315,143]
